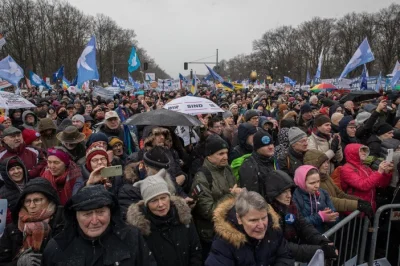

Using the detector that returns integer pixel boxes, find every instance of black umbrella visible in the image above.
[339,90,380,104]
[124,109,202,127]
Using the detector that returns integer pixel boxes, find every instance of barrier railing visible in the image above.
[322,210,370,265]
[368,203,400,266]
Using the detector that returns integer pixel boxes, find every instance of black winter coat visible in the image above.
[278,146,304,178]
[205,197,294,266]
[239,152,277,197]
[126,196,203,266]
[117,184,142,220]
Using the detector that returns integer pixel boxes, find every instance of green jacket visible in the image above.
[191,159,236,243]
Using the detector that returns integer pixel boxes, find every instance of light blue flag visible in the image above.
[284,76,296,86]
[128,74,135,85]
[112,76,120,87]
[339,38,375,79]
[77,36,99,87]
[179,73,188,83]
[128,46,141,73]
[391,69,400,88]
[205,65,224,83]
[360,65,368,90]
[29,70,50,89]
[315,48,324,80]
[118,78,126,89]
[0,55,24,87]
[375,72,382,92]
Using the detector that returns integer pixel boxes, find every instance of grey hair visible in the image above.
[235,189,268,217]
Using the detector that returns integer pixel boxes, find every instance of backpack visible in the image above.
[230,153,253,181]
[196,166,214,190]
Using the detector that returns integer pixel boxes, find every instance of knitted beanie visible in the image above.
[108,137,123,148]
[86,143,109,171]
[244,110,259,121]
[133,169,171,205]
[205,134,229,156]
[253,131,273,151]
[314,114,331,127]
[229,103,238,111]
[303,149,329,169]
[300,104,312,114]
[376,123,393,136]
[223,111,233,120]
[22,129,40,145]
[47,147,71,167]
[72,114,85,124]
[143,146,170,169]
[288,127,307,146]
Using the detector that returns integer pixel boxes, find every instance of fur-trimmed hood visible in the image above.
[143,127,172,150]
[126,195,192,236]
[213,196,281,249]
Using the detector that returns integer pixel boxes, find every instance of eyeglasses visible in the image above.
[91,157,107,164]
[24,198,44,207]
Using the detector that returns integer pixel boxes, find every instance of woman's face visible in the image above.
[8,165,24,183]
[147,194,170,217]
[237,208,268,240]
[346,125,357,137]
[319,160,330,174]
[23,192,49,215]
[359,148,368,161]
[275,189,292,206]
[305,173,320,194]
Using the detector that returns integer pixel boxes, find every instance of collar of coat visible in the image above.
[213,196,281,249]
[126,196,192,236]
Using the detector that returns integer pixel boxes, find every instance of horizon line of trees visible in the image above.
[0,0,170,84]
[217,3,400,84]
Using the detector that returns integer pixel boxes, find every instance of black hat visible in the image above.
[143,146,170,169]
[253,131,273,151]
[86,132,108,149]
[244,110,259,122]
[300,104,312,114]
[205,134,229,156]
[264,170,296,203]
[314,114,331,127]
[67,185,114,211]
[376,123,393,136]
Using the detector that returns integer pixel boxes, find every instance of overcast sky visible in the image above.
[67,0,395,78]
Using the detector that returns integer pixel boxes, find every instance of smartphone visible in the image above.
[386,149,394,162]
[101,165,123,178]
[191,184,203,201]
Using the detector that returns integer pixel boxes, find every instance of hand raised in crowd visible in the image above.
[376,100,387,113]
[230,184,242,195]
[176,174,186,186]
[318,208,339,222]
[87,166,111,188]
[330,135,340,152]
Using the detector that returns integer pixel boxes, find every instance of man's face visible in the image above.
[3,133,23,149]
[112,142,123,156]
[292,136,308,153]
[67,108,76,117]
[258,144,275,158]
[210,122,222,135]
[131,102,138,109]
[105,117,120,130]
[249,116,259,127]
[225,116,234,126]
[153,133,165,146]
[302,111,313,121]
[62,142,78,151]
[77,207,111,239]
[13,111,21,119]
[85,105,93,113]
[107,102,115,110]
[74,103,81,110]
[207,148,228,167]
[95,111,105,120]
[72,120,84,129]
[231,106,238,115]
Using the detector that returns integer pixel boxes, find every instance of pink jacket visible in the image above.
[340,144,391,211]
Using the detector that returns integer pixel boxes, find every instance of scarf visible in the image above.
[315,130,331,141]
[18,202,56,252]
[271,201,299,241]
[41,161,81,205]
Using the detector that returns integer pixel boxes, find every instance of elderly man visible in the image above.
[42,185,156,265]
[0,127,46,178]
[56,126,86,164]
[344,100,356,118]
[97,111,138,154]
[21,110,39,130]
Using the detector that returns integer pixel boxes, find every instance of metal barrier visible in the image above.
[368,203,400,266]
[322,210,370,265]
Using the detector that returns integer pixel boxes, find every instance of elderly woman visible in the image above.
[205,190,294,266]
[126,168,202,266]
[40,147,84,205]
[0,156,28,225]
[42,185,156,265]
[265,170,338,262]
[0,178,64,266]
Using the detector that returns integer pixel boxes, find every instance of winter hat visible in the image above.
[223,111,233,120]
[134,168,171,205]
[108,137,123,148]
[339,116,356,132]
[22,129,40,145]
[294,165,318,192]
[2,126,21,137]
[355,112,371,126]
[48,147,71,167]
[105,111,119,121]
[7,158,24,171]
[205,134,229,156]
[331,113,344,126]
[376,123,393,136]
[67,185,115,211]
[237,123,257,147]
[85,143,109,171]
[264,170,296,203]
[229,103,238,111]
[244,110,259,122]
[288,127,307,146]
[304,150,330,169]
[253,131,273,151]
[300,104,312,114]
[86,132,109,149]
[143,146,170,169]
[72,114,85,124]
[280,119,296,129]
[314,114,331,127]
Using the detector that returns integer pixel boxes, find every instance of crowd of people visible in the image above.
[0,85,399,265]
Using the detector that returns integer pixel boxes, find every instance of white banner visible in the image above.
[0,91,36,109]
[92,87,114,100]
[158,79,181,91]
[145,73,155,81]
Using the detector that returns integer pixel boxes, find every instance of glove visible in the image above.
[321,244,338,259]
[330,136,340,152]
[17,250,42,266]
[357,200,373,217]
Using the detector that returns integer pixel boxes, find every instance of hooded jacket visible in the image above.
[205,197,294,266]
[339,116,360,150]
[0,156,28,224]
[264,170,331,262]
[293,165,337,233]
[126,196,202,266]
[21,110,38,130]
[38,118,58,150]
[340,144,392,211]
[229,123,256,163]
[42,185,156,266]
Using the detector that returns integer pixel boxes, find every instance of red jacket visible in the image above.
[340,143,391,211]
[0,143,46,178]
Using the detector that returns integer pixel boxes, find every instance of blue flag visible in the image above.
[70,75,78,86]
[375,72,382,92]
[29,71,50,89]
[339,38,375,79]
[315,48,324,80]
[391,68,400,88]
[360,65,368,90]
[128,74,135,85]
[128,46,141,73]
[112,76,120,87]
[118,78,126,89]
[0,55,24,87]
[52,65,64,82]
[284,76,296,86]
[205,65,224,83]
[179,73,188,83]
[77,36,99,87]
[306,70,311,85]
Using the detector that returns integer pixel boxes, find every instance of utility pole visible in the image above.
[216,49,219,68]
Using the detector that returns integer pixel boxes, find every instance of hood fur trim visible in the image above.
[144,127,172,150]
[126,195,192,236]
[213,197,281,249]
